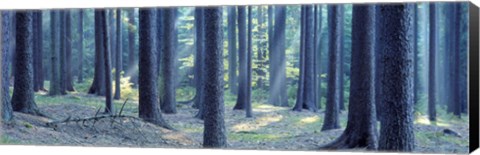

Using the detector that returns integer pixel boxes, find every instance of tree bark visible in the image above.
[77,9,84,83]
[233,6,248,110]
[245,6,253,118]
[1,12,13,122]
[65,10,75,92]
[88,10,106,96]
[49,10,61,96]
[268,6,288,107]
[160,8,177,114]
[202,7,227,148]
[114,9,122,100]
[227,7,237,95]
[428,3,437,122]
[194,7,205,119]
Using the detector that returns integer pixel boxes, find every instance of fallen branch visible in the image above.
[46,114,144,127]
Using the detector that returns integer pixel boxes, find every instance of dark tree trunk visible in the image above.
[316,5,323,109]
[413,4,418,105]
[160,8,177,114]
[9,14,16,84]
[11,11,44,116]
[233,6,248,110]
[194,8,205,119]
[321,5,341,131]
[126,9,137,86]
[138,8,172,130]
[268,6,288,107]
[49,10,61,96]
[33,11,45,92]
[428,3,437,122]
[377,4,415,152]
[59,11,67,94]
[338,7,345,111]
[451,3,462,117]
[77,9,84,83]
[109,10,116,69]
[320,5,377,150]
[100,10,114,114]
[202,7,227,148]
[65,10,75,92]
[293,6,306,111]
[245,6,253,118]
[227,6,237,95]
[88,10,106,96]
[114,9,122,100]
[1,12,13,122]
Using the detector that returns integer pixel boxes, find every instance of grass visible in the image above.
[0,135,19,144]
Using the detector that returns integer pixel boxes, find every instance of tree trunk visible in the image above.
[413,4,418,105]
[202,7,227,148]
[227,7,237,95]
[59,11,67,94]
[194,7,205,119]
[77,10,84,83]
[268,6,288,107]
[338,7,345,111]
[245,6,253,118]
[1,12,13,122]
[321,5,342,131]
[11,11,44,116]
[316,5,323,109]
[428,3,437,122]
[293,6,306,111]
[233,6,248,110]
[100,10,114,114]
[377,4,415,152]
[114,9,122,100]
[138,8,172,130]
[88,10,106,96]
[65,10,75,92]
[320,5,377,150]
[160,8,177,114]
[49,10,61,96]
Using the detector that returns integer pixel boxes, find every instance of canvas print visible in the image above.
[0,1,475,154]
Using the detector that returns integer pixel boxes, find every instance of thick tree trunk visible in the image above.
[11,11,44,116]
[227,7,237,95]
[49,10,61,96]
[233,6,248,110]
[293,6,306,112]
[320,5,377,150]
[338,7,345,111]
[321,5,341,131]
[377,4,415,152]
[65,10,75,92]
[77,10,84,83]
[160,8,177,114]
[100,10,114,114]
[88,10,106,96]
[1,12,13,122]
[114,9,122,100]
[59,11,67,95]
[202,7,227,148]
[138,8,172,130]
[428,3,437,122]
[268,6,288,107]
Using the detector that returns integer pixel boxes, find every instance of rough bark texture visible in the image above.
[320,5,377,150]
[377,4,415,152]
[159,8,177,114]
[100,10,114,114]
[202,7,227,148]
[77,9,84,83]
[59,11,67,95]
[194,8,205,119]
[428,3,437,122]
[11,11,43,116]
[268,6,288,107]
[49,10,61,96]
[114,9,122,100]
[138,8,172,130]
[65,10,75,92]
[88,10,106,96]
[1,12,13,122]
[233,6,247,110]
[227,7,237,95]
[321,5,341,131]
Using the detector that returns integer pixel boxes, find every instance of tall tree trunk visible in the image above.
[293,6,306,111]
[194,7,205,119]
[413,4,418,105]
[338,6,345,111]
[1,11,13,122]
[59,11,67,94]
[100,10,114,114]
[321,5,341,131]
[65,10,75,92]
[109,10,116,69]
[138,8,172,130]
[160,8,177,114]
[377,4,415,152]
[11,11,44,116]
[320,5,377,150]
[227,7,237,95]
[268,6,288,107]
[77,10,84,83]
[233,6,247,110]
[88,10,106,96]
[316,5,323,109]
[428,3,437,121]
[202,7,227,148]
[451,3,462,117]
[245,6,253,118]
[49,10,61,96]
[114,9,122,100]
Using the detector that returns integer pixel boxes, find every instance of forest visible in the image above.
[0,2,470,154]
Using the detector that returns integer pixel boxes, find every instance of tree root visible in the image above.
[319,133,377,150]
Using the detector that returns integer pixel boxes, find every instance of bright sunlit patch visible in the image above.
[252,104,287,113]
[299,116,320,124]
[232,115,283,132]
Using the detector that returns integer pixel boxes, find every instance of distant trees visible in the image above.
[233,6,252,115]
[126,9,137,86]
[268,6,288,107]
[227,7,237,95]
[321,5,342,131]
[11,11,44,116]
[321,5,377,149]
[376,4,415,151]
[138,8,172,129]
[202,7,227,148]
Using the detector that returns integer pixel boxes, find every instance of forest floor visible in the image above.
[0,85,469,154]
